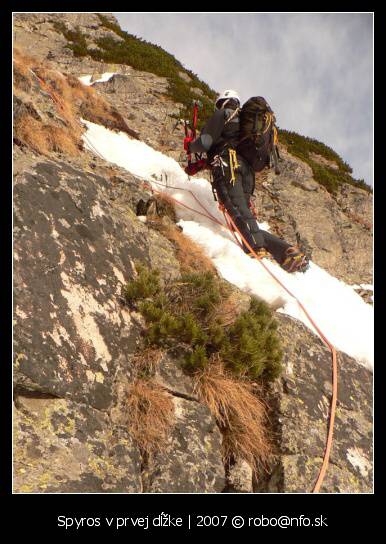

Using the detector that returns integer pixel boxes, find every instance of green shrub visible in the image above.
[125,266,282,382]
[124,264,161,303]
[220,299,282,381]
[52,22,89,57]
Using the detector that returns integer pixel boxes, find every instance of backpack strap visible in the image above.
[224,107,240,126]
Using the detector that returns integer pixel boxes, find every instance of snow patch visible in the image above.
[78,73,116,86]
[346,447,372,478]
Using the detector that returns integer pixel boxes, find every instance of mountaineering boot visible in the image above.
[281,247,309,273]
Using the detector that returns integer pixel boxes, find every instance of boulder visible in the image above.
[13,158,179,410]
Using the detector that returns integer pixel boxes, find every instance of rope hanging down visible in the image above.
[31,71,338,493]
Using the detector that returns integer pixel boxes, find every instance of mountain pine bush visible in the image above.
[124,266,282,382]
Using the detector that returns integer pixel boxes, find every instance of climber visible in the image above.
[184,89,309,273]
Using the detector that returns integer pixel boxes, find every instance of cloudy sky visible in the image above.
[114,12,373,186]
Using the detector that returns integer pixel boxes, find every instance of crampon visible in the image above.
[281,247,309,273]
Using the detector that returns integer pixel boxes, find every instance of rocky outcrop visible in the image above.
[254,147,372,284]
[257,314,373,493]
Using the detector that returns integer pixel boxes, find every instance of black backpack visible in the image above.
[236,96,281,174]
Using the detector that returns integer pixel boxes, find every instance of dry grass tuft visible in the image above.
[14,114,50,154]
[131,347,164,377]
[14,46,138,157]
[194,359,274,474]
[13,49,35,92]
[126,380,175,454]
[14,114,81,156]
[150,219,216,274]
[44,124,80,155]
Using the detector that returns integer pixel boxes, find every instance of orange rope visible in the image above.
[32,71,338,492]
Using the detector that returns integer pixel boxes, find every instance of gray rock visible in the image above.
[227,459,253,493]
[254,146,373,284]
[13,394,142,493]
[191,87,204,97]
[13,158,179,410]
[258,314,373,493]
[178,71,192,83]
[153,353,198,400]
[144,397,226,493]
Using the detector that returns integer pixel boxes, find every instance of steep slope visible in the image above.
[13,12,373,493]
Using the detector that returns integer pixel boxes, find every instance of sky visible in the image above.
[114,12,373,187]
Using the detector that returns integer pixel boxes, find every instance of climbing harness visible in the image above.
[31,70,338,494]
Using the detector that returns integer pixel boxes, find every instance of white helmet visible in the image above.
[216,89,240,108]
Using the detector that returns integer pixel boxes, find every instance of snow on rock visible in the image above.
[82,120,374,370]
[78,73,117,86]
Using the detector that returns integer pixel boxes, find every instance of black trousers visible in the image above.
[211,152,291,264]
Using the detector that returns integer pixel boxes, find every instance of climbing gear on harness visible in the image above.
[229,149,239,185]
[271,126,281,175]
[281,246,310,273]
[211,154,228,176]
[183,100,209,176]
[237,96,281,175]
[185,158,209,176]
[183,135,193,152]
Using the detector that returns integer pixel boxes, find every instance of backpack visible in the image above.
[236,96,281,174]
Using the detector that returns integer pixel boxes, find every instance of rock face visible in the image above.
[13,156,226,493]
[13,12,373,493]
[143,398,225,493]
[14,394,143,493]
[254,147,372,284]
[257,314,373,493]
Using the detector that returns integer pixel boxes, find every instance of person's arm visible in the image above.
[188,109,225,154]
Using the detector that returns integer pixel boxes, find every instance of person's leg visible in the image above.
[212,154,309,272]
[212,158,265,249]
[260,230,291,263]
[239,158,259,219]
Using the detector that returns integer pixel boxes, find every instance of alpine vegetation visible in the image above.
[124,265,282,382]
